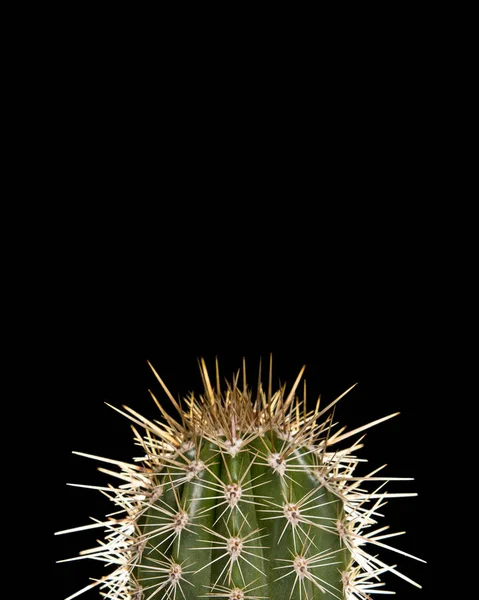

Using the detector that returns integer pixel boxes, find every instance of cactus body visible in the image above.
[57,359,423,599]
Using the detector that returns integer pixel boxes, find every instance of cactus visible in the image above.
[56,358,423,599]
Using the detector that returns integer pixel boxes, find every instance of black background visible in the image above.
[44,175,446,600]
[24,9,461,597]
[44,23,447,599]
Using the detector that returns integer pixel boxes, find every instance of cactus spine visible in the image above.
[56,358,423,599]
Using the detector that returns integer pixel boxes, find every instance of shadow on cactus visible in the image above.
[56,358,424,599]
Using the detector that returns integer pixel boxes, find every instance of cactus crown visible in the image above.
[56,358,423,599]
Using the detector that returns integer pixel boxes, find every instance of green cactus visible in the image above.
[56,358,423,599]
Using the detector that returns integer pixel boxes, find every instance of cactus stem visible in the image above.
[57,358,423,599]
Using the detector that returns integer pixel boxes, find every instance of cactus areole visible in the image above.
[56,358,423,599]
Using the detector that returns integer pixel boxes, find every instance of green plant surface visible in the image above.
[56,358,424,600]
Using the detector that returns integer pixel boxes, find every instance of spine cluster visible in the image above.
[56,358,423,599]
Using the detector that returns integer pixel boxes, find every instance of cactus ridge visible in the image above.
[56,358,423,599]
